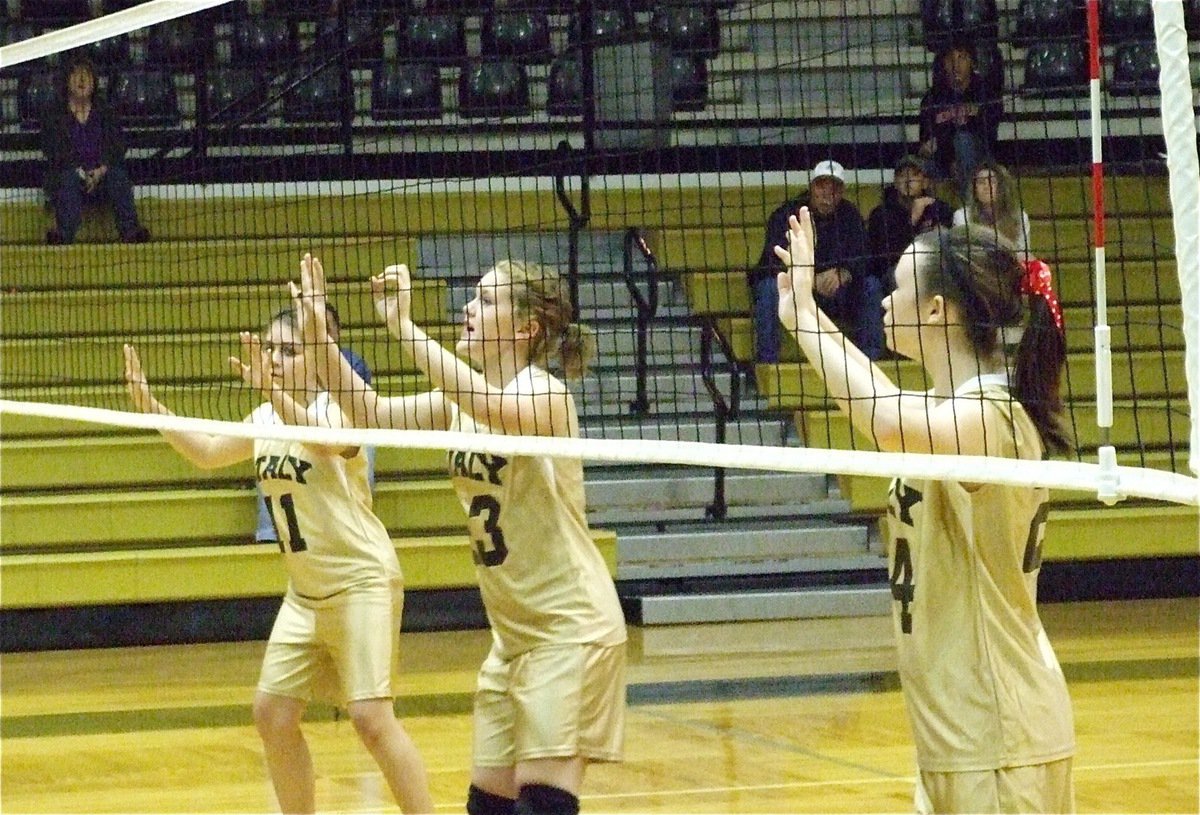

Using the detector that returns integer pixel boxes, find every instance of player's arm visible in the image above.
[123,344,253,469]
[373,264,573,437]
[775,211,993,455]
[294,254,452,432]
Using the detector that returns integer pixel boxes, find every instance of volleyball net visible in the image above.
[0,0,1197,508]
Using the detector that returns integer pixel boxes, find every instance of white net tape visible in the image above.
[2,0,1198,511]
[2,399,1197,506]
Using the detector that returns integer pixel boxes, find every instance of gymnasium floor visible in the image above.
[1,597,1195,813]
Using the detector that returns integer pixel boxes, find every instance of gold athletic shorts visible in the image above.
[257,580,404,707]
[916,757,1075,814]
[473,641,626,766]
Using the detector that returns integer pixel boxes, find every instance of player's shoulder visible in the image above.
[248,401,279,425]
[511,364,568,396]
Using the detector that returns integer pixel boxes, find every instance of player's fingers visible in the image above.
[311,257,325,292]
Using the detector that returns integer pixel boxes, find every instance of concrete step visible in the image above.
[585,466,840,525]
[630,584,892,625]
[593,323,708,366]
[580,415,791,446]
[579,368,742,406]
[617,522,874,580]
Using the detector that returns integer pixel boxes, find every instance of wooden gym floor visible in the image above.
[1,598,1196,814]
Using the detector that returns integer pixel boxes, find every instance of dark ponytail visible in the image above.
[1014,292,1070,455]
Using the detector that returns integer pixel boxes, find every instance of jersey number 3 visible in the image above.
[468,495,509,567]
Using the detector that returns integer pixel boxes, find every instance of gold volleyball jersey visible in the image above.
[884,378,1075,772]
[252,394,401,602]
[446,367,627,659]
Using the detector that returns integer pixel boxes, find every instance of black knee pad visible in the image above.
[467,784,515,815]
[514,783,579,815]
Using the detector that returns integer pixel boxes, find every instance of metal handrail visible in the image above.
[554,140,589,319]
[699,304,744,520]
[622,227,658,416]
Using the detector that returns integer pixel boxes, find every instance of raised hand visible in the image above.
[371,264,412,337]
[122,343,158,413]
[290,253,330,349]
[228,331,271,393]
[774,209,817,332]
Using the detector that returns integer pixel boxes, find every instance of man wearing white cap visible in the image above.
[749,159,883,362]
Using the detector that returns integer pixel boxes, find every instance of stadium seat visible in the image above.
[974,40,1005,98]
[921,0,999,49]
[546,51,582,116]
[371,60,443,119]
[650,3,720,59]
[230,17,295,66]
[283,63,346,122]
[263,0,333,17]
[314,12,385,63]
[1109,40,1159,96]
[425,0,490,12]
[111,70,181,126]
[147,17,199,67]
[1102,0,1154,42]
[205,67,270,124]
[398,14,467,64]
[458,59,530,118]
[1013,0,1086,46]
[1020,39,1088,97]
[18,0,91,25]
[668,53,707,111]
[351,0,414,11]
[480,10,552,63]
[80,34,131,70]
[1,22,42,73]
[567,6,635,47]
[17,72,58,129]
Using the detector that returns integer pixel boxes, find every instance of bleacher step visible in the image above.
[617,523,874,581]
[629,584,891,626]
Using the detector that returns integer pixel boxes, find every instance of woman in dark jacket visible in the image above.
[41,56,149,245]
[917,42,1001,199]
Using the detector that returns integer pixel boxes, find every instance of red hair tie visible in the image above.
[1020,259,1063,332]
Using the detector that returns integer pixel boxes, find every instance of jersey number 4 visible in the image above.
[265,493,308,554]
[890,538,915,634]
[468,495,509,567]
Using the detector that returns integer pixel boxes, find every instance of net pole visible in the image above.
[1085,0,1121,504]
[0,0,234,70]
[1151,0,1200,486]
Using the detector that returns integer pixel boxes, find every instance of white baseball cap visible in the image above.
[810,159,846,184]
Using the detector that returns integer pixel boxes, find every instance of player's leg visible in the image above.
[255,596,320,813]
[469,648,518,815]
[335,583,433,813]
[346,697,433,813]
[253,691,314,814]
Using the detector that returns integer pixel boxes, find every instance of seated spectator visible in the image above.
[254,303,376,544]
[41,55,150,245]
[750,160,883,362]
[867,154,954,289]
[918,41,1001,199]
[953,160,1032,258]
